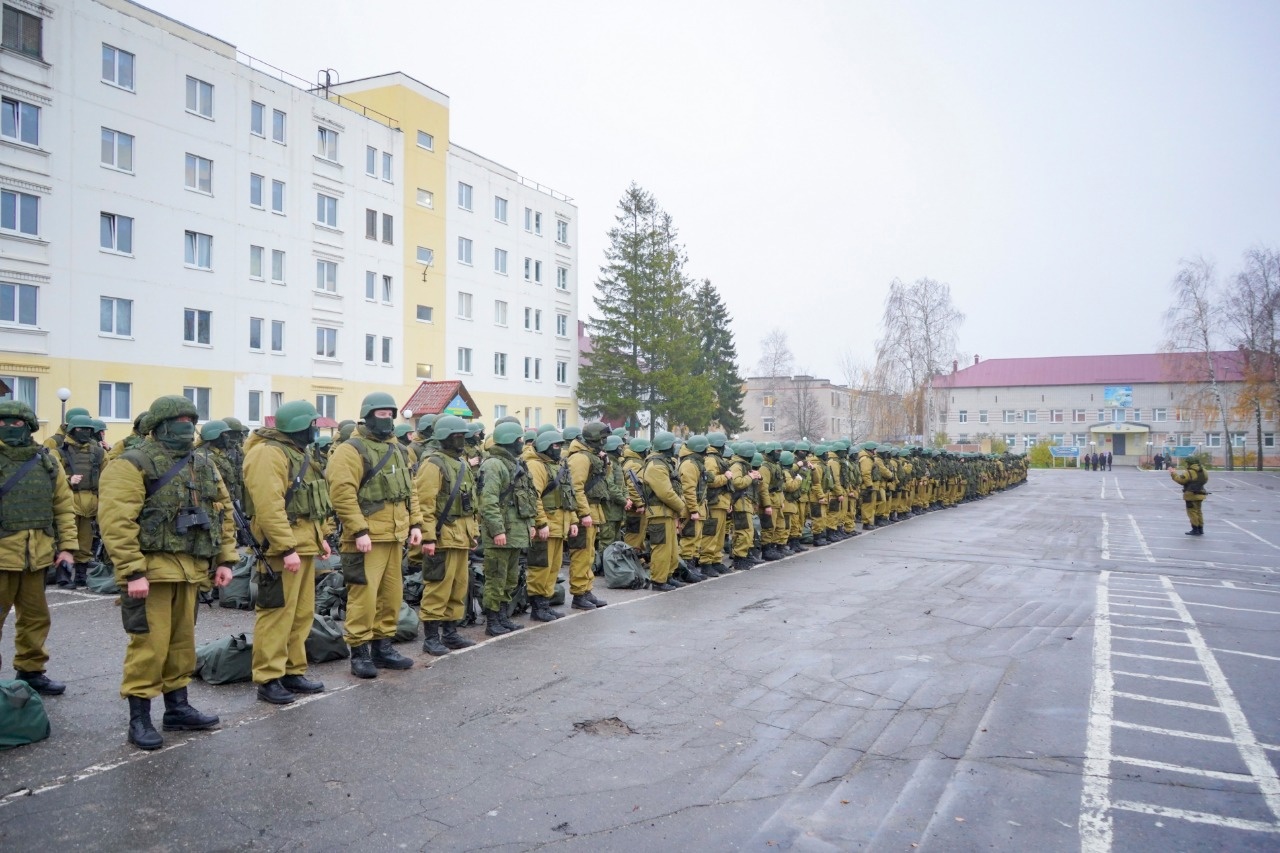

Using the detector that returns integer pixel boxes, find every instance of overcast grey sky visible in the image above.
[147,0,1280,382]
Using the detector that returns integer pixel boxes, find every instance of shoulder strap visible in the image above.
[146,452,194,497]
[351,437,396,489]
[430,454,466,535]
[285,448,311,505]
[0,450,49,499]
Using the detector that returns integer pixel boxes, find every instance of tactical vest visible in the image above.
[704,453,728,502]
[728,459,754,505]
[409,439,432,473]
[483,453,538,520]
[1186,465,1208,493]
[574,449,610,503]
[842,457,861,489]
[121,442,223,558]
[347,437,414,517]
[124,434,146,451]
[794,464,812,499]
[765,460,783,494]
[684,454,708,503]
[60,440,104,492]
[203,447,242,505]
[870,456,883,482]
[641,454,681,506]
[822,459,837,491]
[537,458,569,512]
[243,440,333,523]
[0,447,58,537]
[426,451,474,521]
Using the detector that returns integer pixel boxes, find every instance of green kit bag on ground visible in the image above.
[305,614,350,663]
[0,679,50,750]
[195,633,254,684]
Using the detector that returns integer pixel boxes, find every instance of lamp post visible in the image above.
[56,387,71,427]
[1146,440,1153,469]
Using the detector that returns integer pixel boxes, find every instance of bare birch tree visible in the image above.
[1223,247,1280,469]
[756,328,794,379]
[1164,257,1235,469]
[873,277,965,439]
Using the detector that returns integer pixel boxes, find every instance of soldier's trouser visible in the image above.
[252,554,316,683]
[809,502,825,535]
[0,568,51,672]
[861,489,876,525]
[344,542,403,645]
[120,581,197,699]
[731,510,753,557]
[526,537,564,598]
[840,496,854,531]
[482,547,521,611]
[623,513,648,551]
[1185,498,1205,528]
[597,519,621,551]
[790,503,805,540]
[647,517,678,583]
[419,548,469,622]
[678,517,701,562]
[699,507,728,564]
[73,515,94,563]
[567,517,597,596]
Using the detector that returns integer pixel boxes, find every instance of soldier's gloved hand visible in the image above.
[536,525,550,541]
[355,533,373,553]
[282,550,302,573]
[127,576,150,599]
[494,533,508,547]
[408,527,423,547]
[213,564,234,588]
[580,515,594,527]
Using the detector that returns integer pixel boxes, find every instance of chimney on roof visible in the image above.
[952,359,958,374]
[974,354,980,365]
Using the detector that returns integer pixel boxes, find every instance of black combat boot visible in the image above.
[74,562,89,587]
[484,609,510,637]
[762,545,783,561]
[421,623,451,656]
[666,576,687,588]
[16,670,65,696]
[161,686,219,731]
[584,590,608,607]
[529,596,564,622]
[498,602,524,631]
[256,678,297,705]
[571,593,597,610]
[732,557,754,571]
[700,561,727,577]
[788,539,809,553]
[127,696,163,751]
[349,643,378,678]
[812,533,829,546]
[862,523,876,531]
[371,638,414,669]
[651,580,678,591]
[678,563,704,583]
[280,674,324,694]
[440,622,476,650]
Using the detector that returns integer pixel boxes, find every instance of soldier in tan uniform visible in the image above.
[641,431,686,591]
[525,430,577,621]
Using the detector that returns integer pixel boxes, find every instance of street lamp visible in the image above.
[56,387,71,426]
[1146,440,1153,469]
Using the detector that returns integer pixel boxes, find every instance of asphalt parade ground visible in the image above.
[2,467,1278,851]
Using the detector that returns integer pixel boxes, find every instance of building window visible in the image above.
[556,313,568,337]
[457,291,473,319]
[100,213,133,254]
[556,219,569,244]
[314,394,336,419]
[98,382,131,420]
[365,208,377,240]
[494,300,508,326]
[248,246,265,280]
[316,193,338,227]
[316,126,339,161]
[1112,408,1125,423]
[555,409,566,430]
[0,281,36,326]
[248,390,262,424]
[1024,410,1038,424]
[271,180,285,214]
[1153,408,1167,422]
[1049,409,1063,423]
[1073,409,1086,422]
[533,260,542,283]
[1264,433,1275,449]
[270,320,284,353]
[416,305,433,323]
[1050,433,1065,445]
[1205,432,1222,447]
[185,76,213,119]
[0,189,37,237]
[381,336,392,365]
[458,182,473,211]
[315,326,337,359]
[557,266,568,290]
[381,213,393,244]
[524,207,533,232]
[99,296,132,336]
[271,250,285,284]
[182,387,211,420]
[493,352,508,377]
[183,308,211,344]
[978,410,988,424]
[364,333,376,363]
[381,274,392,304]
[100,128,134,172]
[457,347,473,373]
[958,410,968,424]
[315,259,337,293]
[272,109,286,143]
[3,5,42,59]
[494,404,508,420]
[416,130,434,150]
[1,96,39,146]
[494,196,508,223]
[249,317,264,351]
[417,188,434,208]
[762,418,775,433]
[102,44,136,91]
[524,357,541,380]
[365,146,377,176]
[1131,409,1142,422]
[382,152,392,181]
[494,248,508,274]
[523,258,532,281]
[1003,410,1016,424]
[1231,432,1247,448]
[364,270,377,301]
[416,246,434,266]
[250,101,265,136]
[458,236,473,265]
[269,392,283,415]
[1073,433,1088,446]
[0,375,36,411]
[249,173,263,207]
[533,211,542,235]
[416,363,433,379]
[184,231,212,269]
[556,360,568,384]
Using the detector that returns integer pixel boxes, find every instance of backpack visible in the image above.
[85,560,120,595]
[219,552,256,610]
[195,633,254,684]
[315,571,347,621]
[395,601,420,642]
[0,679,50,750]
[305,614,350,663]
[600,541,648,589]
[402,570,424,607]
[550,574,567,606]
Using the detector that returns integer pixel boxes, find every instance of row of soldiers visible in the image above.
[0,391,1024,752]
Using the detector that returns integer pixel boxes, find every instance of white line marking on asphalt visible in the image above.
[1111,637,1193,648]
[1112,651,1199,664]
[1113,478,1124,499]
[1214,648,1280,663]
[1111,801,1280,834]
[1111,602,1176,612]
[1184,601,1280,616]
[1112,691,1222,713]
[1224,519,1280,550]
[1111,594,1169,602]
[1112,670,1209,686]
[1161,576,1280,821]
[1101,480,1107,500]
[1113,756,1253,782]
[1100,513,1110,559]
[1127,515,1154,562]
[1079,570,1115,853]
[1112,721,1235,743]
[47,596,115,608]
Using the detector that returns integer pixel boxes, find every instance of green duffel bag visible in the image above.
[394,601,420,642]
[550,579,566,607]
[0,679,50,750]
[402,570,424,607]
[85,561,120,595]
[305,614,350,663]
[219,553,256,611]
[315,571,347,621]
[195,633,254,685]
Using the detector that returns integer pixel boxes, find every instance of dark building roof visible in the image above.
[932,352,1248,389]
[402,381,480,419]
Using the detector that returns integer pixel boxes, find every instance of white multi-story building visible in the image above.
[445,144,579,430]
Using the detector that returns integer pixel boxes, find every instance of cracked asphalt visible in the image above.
[2,468,1278,851]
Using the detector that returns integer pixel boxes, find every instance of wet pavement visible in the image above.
[2,468,1278,851]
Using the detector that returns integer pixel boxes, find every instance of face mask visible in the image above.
[508,439,524,457]
[70,429,94,444]
[0,425,31,447]
[286,427,317,448]
[545,445,562,462]
[443,433,466,453]
[366,415,394,437]
[155,420,196,452]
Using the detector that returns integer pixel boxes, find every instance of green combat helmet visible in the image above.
[0,400,39,431]
[63,407,90,428]
[432,415,469,441]
[537,423,558,434]
[779,450,795,467]
[416,414,436,434]
[582,422,610,448]
[359,391,398,420]
[612,427,628,439]
[314,435,334,449]
[338,422,356,442]
[495,415,522,429]
[561,425,583,442]
[685,435,709,453]
[781,440,796,452]
[629,437,651,454]
[751,453,763,468]
[732,440,757,459]
[651,430,676,452]
[535,430,564,453]
[394,424,415,439]
[275,400,319,433]
[200,419,230,442]
[466,420,486,438]
[492,422,524,446]
[522,429,537,442]
[147,395,199,429]
[604,435,624,453]
[707,432,728,449]
[222,416,246,434]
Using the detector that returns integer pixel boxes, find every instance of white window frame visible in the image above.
[0,376,36,412]
[556,313,568,337]
[365,145,377,176]
[250,100,265,136]
[183,307,211,345]
[494,352,507,377]
[364,333,376,364]
[248,172,263,207]
[249,316,264,352]
[416,246,434,266]
[457,291,473,320]
[271,249,285,284]
[556,360,568,384]
[186,154,214,194]
[458,182,473,211]
[416,305,433,323]
[315,325,338,359]
[102,44,135,92]
[248,390,262,424]
[316,193,338,228]
[315,394,336,419]
[494,300,508,327]
[249,245,264,280]
[417,188,434,209]
[1,96,39,146]
[99,295,132,337]
[556,219,568,243]
[556,266,568,290]
[1003,410,1016,424]
[270,319,285,353]
[101,127,133,173]
[494,196,508,223]
[978,410,988,424]
[185,76,214,119]
[381,274,393,305]
[0,281,37,326]
[0,189,38,237]
[183,230,212,270]
[364,270,377,301]
[416,130,434,151]
[315,259,338,293]
[958,410,968,424]
[494,248,508,274]
[100,212,133,255]
[272,109,286,144]
[1024,409,1038,424]
[271,180,285,214]
[382,151,392,182]
[316,126,339,161]
[98,381,131,420]
[458,236,473,265]
[457,346,473,373]
[1205,432,1222,447]
[1153,408,1167,422]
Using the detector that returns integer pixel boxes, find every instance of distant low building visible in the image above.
[739,375,853,442]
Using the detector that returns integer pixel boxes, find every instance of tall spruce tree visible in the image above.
[692,279,746,433]
[578,184,714,436]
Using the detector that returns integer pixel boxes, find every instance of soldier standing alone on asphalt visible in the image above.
[0,401,77,697]
[1170,454,1209,535]
[98,395,239,750]
[242,400,333,704]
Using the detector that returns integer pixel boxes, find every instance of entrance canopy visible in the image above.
[1088,422,1151,435]
[401,380,480,420]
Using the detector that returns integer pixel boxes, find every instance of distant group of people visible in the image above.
[1082,451,1112,471]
